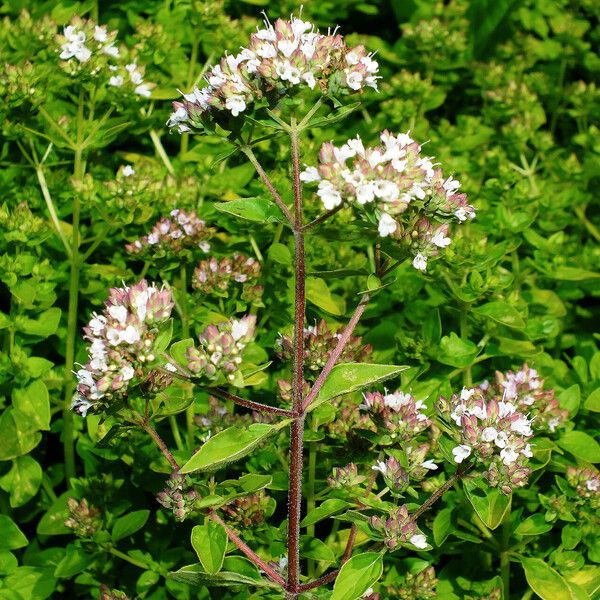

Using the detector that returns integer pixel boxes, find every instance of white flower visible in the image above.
[89,314,106,335]
[300,166,321,182]
[231,319,250,341]
[109,75,124,87]
[356,183,375,205]
[371,461,388,475]
[334,144,356,163]
[199,241,211,252]
[103,43,119,57]
[106,328,121,346]
[71,395,94,417]
[452,444,472,463]
[522,444,533,458]
[511,416,533,437]
[121,325,141,345]
[64,26,85,43]
[225,95,246,116]
[409,534,428,549]
[431,231,451,247]
[500,446,519,465]
[147,232,160,245]
[378,213,397,237]
[361,55,379,74]
[121,365,135,381]
[586,479,599,491]
[347,136,365,157]
[460,387,476,401]
[122,165,135,177]
[412,253,428,271]
[135,84,152,98]
[450,403,468,426]
[317,181,343,210]
[455,207,469,222]
[481,427,498,443]
[383,391,410,410]
[498,401,516,418]
[165,362,177,373]
[302,71,316,89]
[421,460,438,470]
[548,417,560,432]
[373,180,400,202]
[76,368,95,387]
[108,304,128,325]
[443,177,460,193]
[470,405,487,420]
[278,38,298,58]
[346,71,363,90]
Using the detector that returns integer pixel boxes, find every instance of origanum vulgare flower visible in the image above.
[223,491,271,527]
[276,319,372,374]
[156,473,199,522]
[439,384,534,494]
[72,280,174,417]
[385,566,438,600]
[369,505,428,550]
[125,208,215,256]
[167,14,379,132]
[192,253,263,303]
[56,17,153,97]
[64,498,102,538]
[186,315,256,383]
[494,364,568,433]
[300,130,475,271]
[566,466,600,511]
[362,390,431,441]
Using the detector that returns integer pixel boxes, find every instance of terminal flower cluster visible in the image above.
[276,318,372,374]
[186,315,256,383]
[56,17,153,97]
[125,209,215,256]
[369,505,428,550]
[566,466,600,510]
[167,14,379,132]
[439,385,534,494]
[192,253,263,303]
[64,498,102,538]
[494,364,568,433]
[156,473,199,522]
[300,130,475,271]
[72,280,174,417]
[385,566,438,600]
[362,390,431,441]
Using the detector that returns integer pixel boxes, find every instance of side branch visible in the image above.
[412,464,470,520]
[208,386,295,418]
[241,146,294,225]
[301,293,370,411]
[209,511,286,588]
[301,203,345,232]
[141,422,180,471]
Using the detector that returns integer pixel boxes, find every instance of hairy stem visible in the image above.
[306,440,317,578]
[302,293,370,412]
[241,145,294,224]
[287,121,306,596]
[141,421,180,471]
[207,386,295,417]
[209,511,286,587]
[412,464,468,521]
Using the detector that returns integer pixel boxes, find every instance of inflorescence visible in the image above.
[300,130,475,271]
[167,13,379,132]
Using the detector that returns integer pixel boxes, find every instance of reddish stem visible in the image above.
[207,386,295,417]
[142,422,180,471]
[209,511,286,587]
[301,202,345,231]
[301,293,370,411]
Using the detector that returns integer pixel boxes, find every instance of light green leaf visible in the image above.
[433,508,453,546]
[514,514,553,536]
[0,409,42,461]
[300,536,336,562]
[0,516,27,551]
[191,522,227,574]
[558,385,581,417]
[181,421,290,473]
[473,301,525,329]
[301,499,351,528]
[305,278,345,315]
[557,431,600,463]
[168,338,194,367]
[12,380,50,431]
[308,363,409,412]
[436,333,479,368]
[37,492,71,536]
[331,552,384,600]
[111,510,150,542]
[522,557,573,600]
[584,388,600,412]
[168,563,278,588]
[463,481,511,530]
[0,456,42,508]
[214,197,283,223]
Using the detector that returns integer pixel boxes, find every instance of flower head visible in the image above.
[301,131,475,270]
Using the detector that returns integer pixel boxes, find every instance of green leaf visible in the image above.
[549,266,600,281]
[305,278,345,315]
[1,566,56,600]
[522,557,573,600]
[0,516,27,551]
[468,0,518,57]
[558,385,581,417]
[473,301,525,329]
[0,456,42,508]
[436,333,479,368]
[301,499,351,527]
[168,563,278,588]
[111,510,150,542]
[181,421,290,473]
[267,242,292,265]
[214,197,283,223]
[463,481,511,530]
[37,492,71,536]
[154,319,173,355]
[168,338,194,367]
[433,508,453,546]
[17,308,61,337]
[331,552,384,600]
[12,380,50,431]
[557,431,600,463]
[0,409,42,461]
[308,363,409,412]
[191,522,227,574]
[300,536,336,562]
[514,514,553,536]
[561,525,582,550]
[54,545,94,578]
[584,388,600,412]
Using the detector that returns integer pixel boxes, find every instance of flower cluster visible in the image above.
[372,448,438,495]
[362,390,431,441]
[156,473,199,522]
[300,130,475,271]
[125,209,215,256]
[566,467,600,511]
[167,13,379,132]
[494,364,568,433]
[439,385,534,494]
[222,491,271,527]
[64,498,102,538]
[276,319,372,374]
[186,315,256,383]
[72,280,174,417]
[327,463,366,489]
[369,505,428,550]
[192,253,263,303]
[99,586,130,600]
[385,566,438,600]
[56,18,153,97]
